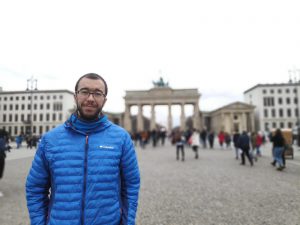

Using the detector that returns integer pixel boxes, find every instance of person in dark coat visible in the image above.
[0,129,11,197]
[270,129,286,171]
[237,131,253,166]
[233,131,240,159]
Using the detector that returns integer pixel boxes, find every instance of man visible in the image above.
[237,131,253,166]
[0,129,11,197]
[26,73,140,225]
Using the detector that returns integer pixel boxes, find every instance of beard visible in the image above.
[76,102,103,121]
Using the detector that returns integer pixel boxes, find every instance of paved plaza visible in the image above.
[0,141,299,225]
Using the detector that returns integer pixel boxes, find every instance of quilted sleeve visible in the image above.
[120,132,141,225]
[25,137,51,225]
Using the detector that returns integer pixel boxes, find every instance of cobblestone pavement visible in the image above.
[0,142,299,225]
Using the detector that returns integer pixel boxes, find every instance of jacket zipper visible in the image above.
[81,135,89,225]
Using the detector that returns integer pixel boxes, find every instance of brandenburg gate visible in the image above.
[123,82,201,132]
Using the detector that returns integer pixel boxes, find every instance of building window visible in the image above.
[40,96,44,100]
[39,126,43,134]
[59,113,63,121]
[286,98,290,104]
[265,123,269,131]
[270,89,274,94]
[264,97,274,106]
[295,98,298,104]
[53,102,63,111]
[53,95,57,100]
[278,98,282,104]
[46,113,50,121]
[9,104,13,110]
[21,114,24,121]
[34,104,37,110]
[15,105,19,110]
[293,88,297,93]
[9,114,12,122]
[34,96,38,100]
[288,122,293,128]
[279,109,283,117]
[264,109,268,118]
[22,104,25,110]
[295,108,299,117]
[280,122,284,128]
[16,96,19,100]
[46,103,50,110]
[3,105,7,110]
[22,96,25,100]
[33,114,37,121]
[4,97,7,101]
[262,89,266,94]
[46,126,49,132]
[59,95,63,99]
[271,109,276,117]
[28,104,31,110]
[10,97,13,100]
[39,114,43,121]
[272,122,276,128]
[286,89,290,93]
[52,113,56,121]
[14,126,18,135]
[40,104,44,110]
[263,97,274,106]
[15,114,18,122]
[28,96,31,100]
[47,96,50,100]
[287,109,291,117]
[3,115,6,122]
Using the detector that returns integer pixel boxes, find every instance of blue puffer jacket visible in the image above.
[26,114,140,225]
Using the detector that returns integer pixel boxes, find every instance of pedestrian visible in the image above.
[224,132,231,148]
[190,129,200,159]
[200,128,207,148]
[26,73,140,224]
[174,130,185,161]
[0,129,11,197]
[250,132,258,162]
[218,131,225,148]
[270,128,286,171]
[237,131,253,166]
[15,133,23,149]
[208,130,215,149]
[233,130,240,159]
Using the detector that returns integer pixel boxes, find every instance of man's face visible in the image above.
[74,77,107,120]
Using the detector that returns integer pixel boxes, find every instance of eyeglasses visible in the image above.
[76,89,106,99]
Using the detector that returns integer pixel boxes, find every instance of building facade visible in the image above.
[244,82,300,132]
[209,101,255,133]
[0,89,75,137]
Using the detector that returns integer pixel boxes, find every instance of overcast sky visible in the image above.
[0,0,299,118]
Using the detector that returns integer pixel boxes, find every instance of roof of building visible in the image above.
[0,89,74,95]
[243,82,300,94]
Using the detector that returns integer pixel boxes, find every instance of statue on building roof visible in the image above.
[152,77,169,87]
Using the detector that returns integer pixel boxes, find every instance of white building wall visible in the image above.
[244,83,300,132]
[0,90,75,137]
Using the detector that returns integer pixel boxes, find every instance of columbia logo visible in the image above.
[99,145,114,149]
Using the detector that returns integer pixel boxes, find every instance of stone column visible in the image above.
[230,113,234,133]
[180,103,185,131]
[168,104,173,132]
[123,103,132,132]
[137,104,144,132]
[251,112,255,132]
[150,104,156,130]
[193,101,200,130]
[242,112,247,132]
[220,113,224,131]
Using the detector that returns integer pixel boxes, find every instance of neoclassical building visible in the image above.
[208,102,256,133]
[123,86,201,133]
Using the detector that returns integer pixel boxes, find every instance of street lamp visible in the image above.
[26,76,37,135]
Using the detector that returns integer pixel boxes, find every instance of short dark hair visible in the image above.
[75,73,108,96]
